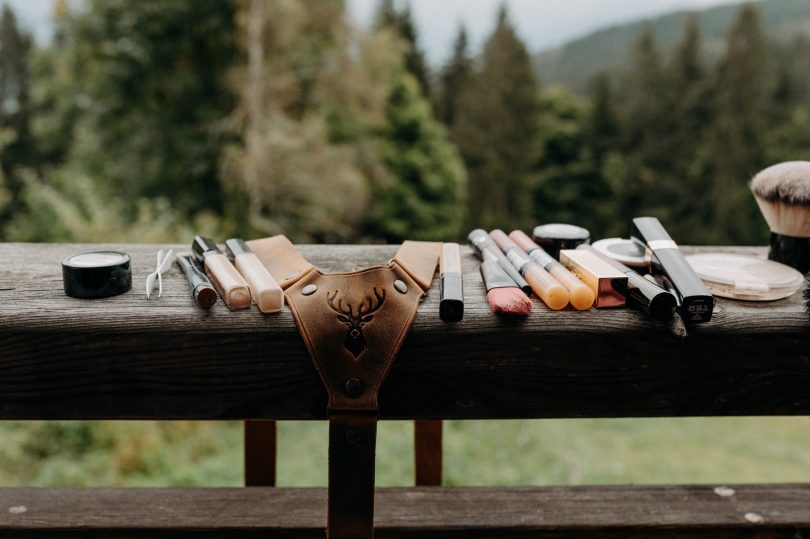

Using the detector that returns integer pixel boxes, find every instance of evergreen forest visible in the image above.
[0,0,806,246]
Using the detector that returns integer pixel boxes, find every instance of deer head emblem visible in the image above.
[326,288,386,358]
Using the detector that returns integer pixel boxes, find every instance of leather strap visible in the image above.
[247,235,315,290]
[249,236,440,539]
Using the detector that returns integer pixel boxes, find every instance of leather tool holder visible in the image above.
[248,236,441,539]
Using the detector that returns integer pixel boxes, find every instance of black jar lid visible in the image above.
[62,251,132,299]
[532,223,591,241]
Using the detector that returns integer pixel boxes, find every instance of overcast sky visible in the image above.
[7,0,745,64]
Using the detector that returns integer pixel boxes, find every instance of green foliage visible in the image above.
[367,72,466,241]
[435,25,472,128]
[533,89,612,238]
[374,0,431,98]
[704,5,770,244]
[0,5,33,222]
[454,6,539,232]
[35,0,238,216]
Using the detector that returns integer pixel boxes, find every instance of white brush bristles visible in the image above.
[751,162,810,238]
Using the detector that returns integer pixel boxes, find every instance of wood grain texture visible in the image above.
[0,243,807,420]
[0,485,807,538]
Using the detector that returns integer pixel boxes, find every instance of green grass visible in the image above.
[1,419,808,487]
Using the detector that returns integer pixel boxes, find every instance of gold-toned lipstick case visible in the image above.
[559,249,628,308]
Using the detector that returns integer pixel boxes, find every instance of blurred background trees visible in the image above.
[0,0,807,244]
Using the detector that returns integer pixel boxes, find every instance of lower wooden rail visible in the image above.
[0,484,807,538]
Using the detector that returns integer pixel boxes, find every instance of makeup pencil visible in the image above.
[509,230,595,310]
[489,229,569,310]
[440,243,464,322]
[480,250,532,316]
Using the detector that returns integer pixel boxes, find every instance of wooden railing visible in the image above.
[0,242,808,537]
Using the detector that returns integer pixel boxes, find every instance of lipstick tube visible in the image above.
[489,229,568,310]
[439,243,464,322]
[631,217,714,323]
[558,249,627,308]
[225,238,284,313]
[577,244,676,320]
[508,230,595,310]
[468,229,531,295]
[176,254,218,309]
[191,236,251,310]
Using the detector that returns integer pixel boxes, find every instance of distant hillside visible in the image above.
[534,0,810,93]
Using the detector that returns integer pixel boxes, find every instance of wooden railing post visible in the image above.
[244,420,277,487]
[414,419,443,486]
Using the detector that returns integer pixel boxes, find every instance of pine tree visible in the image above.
[455,5,539,231]
[367,71,466,241]
[610,24,669,229]
[588,73,619,162]
[659,13,714,242]
[436,25,471,128]
[374,0,431,98]
[707,4,769,244]
[37,0,239,216]
[0,5,33,222]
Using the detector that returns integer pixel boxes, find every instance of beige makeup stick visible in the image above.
[225,238,284,313]
[192,236,251,310]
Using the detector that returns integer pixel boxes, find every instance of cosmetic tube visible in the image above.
[439,243,464,322]
[489,229,569,310]
[631,217,714,323]
[508,230,595,310]
[578,244,676,320]
[225,238,284,313]
[191,236,251,310]
[176,254,217,309]
[467,229,531,295]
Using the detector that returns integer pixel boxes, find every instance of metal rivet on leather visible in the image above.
[344,378,364,397]
[393,280,407,294]
[346,428,363,445]
[302,284,318,296]
[285,271,300,280]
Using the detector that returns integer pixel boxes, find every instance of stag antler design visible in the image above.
[327,287,386,358]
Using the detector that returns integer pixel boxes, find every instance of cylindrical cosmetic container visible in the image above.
[532,223,590,260]
[225,238,284,313]
[192,236,251,310]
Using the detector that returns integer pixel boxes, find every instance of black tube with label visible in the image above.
[631,217,714,323]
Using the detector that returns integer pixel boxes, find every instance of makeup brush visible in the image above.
[480,250,532,316]
[750,161,810,274]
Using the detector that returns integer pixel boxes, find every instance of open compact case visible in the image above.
[686,253,804,301]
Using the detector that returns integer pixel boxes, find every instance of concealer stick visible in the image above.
[191,236,251,310]
[509,230,595,310]
[489,229,568,310]
[225,238,284,313]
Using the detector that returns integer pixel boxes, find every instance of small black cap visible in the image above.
[191,236,219,261]
[62,251,131,299]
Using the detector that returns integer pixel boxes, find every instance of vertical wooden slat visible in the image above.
[244,420,277,487]
[414,419,443,486]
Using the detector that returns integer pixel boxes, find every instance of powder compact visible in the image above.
[686,253,804,301]
[591,237,647,268]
